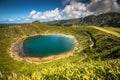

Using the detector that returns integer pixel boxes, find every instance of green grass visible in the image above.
[0,22,120,80]
[104,27,120,33]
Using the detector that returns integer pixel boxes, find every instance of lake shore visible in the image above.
[9,33,78,64]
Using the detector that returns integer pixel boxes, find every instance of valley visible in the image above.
[0,22,120,79]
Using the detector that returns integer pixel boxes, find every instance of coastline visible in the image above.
[9,33,78,64]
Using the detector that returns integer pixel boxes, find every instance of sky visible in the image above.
[0,0,120,23]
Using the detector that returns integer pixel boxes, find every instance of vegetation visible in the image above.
[104,27,120,33]
[0,24,21,28]
[0,22,120,80]
[46,12,120,27]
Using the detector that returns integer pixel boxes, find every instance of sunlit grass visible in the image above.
[0,22,120,80]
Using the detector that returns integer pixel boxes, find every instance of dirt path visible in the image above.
[91,26,120,38]
[86,31,96,49]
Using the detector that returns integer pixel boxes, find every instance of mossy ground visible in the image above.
[0,22,120,80]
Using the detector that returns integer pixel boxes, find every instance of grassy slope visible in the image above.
[104,27,120,33]
[91,26,120,37]
[0,22,120,80]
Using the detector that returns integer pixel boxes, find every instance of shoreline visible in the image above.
[9,33,78,64]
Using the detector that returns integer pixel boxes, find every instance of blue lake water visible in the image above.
[23,35,76,57]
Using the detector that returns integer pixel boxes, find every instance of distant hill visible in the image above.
[46,12,120,27]
[0,24,20,28]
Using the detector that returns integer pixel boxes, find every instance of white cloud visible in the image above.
[28,0,120,21]
[87,0,120,14]
[15,17,22,21]
[8,17,23,22]
[62,1,92,19]
[1,0,120,23]
[28,8,61,21]
[41,8,61,20]
[29,10,36,18]
[9,19,14,22]
[62,0,120,19]
[32,12,42,20]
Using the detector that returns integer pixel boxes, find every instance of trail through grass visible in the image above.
[91,26,120,38]
[0,23,120,80]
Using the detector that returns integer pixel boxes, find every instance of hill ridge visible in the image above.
[47,12,120,27]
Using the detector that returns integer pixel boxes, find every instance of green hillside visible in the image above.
[47,12,120,27]
[0,22,120,80]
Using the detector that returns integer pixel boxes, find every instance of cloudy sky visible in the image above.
[0,0,120,23]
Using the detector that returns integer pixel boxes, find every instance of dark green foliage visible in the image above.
[0,22,120,80]
[46,12,120,27]
[0,24,21,28]
[103,46,120,59]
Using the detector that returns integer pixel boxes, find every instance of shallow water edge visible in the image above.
[9,33,78,64]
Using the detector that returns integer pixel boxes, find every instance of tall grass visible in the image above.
[0,22,120,80]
